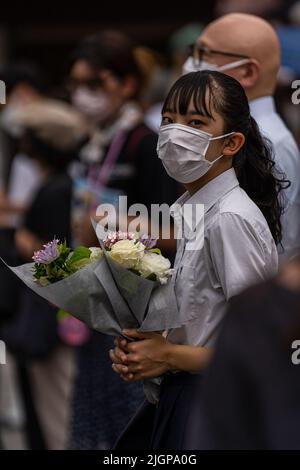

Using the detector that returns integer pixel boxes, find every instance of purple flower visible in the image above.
[33,239,60,264]
[140,234,157,249]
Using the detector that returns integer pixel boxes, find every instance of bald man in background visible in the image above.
[183,13,300,262]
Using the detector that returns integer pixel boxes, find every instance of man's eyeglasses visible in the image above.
[188,44,250,64]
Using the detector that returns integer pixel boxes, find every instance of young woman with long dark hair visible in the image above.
[110,71,289,449]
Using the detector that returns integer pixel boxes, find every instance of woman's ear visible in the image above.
[223,132,245,158]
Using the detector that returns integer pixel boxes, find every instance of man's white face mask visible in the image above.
[157,123,235,184]
[182,56,250,75]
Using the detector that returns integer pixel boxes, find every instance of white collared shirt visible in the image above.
[250,96,300,261]
[167,168,278,347]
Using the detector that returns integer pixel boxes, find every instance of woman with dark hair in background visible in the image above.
[110,71,289,449]
[68,30,180,450]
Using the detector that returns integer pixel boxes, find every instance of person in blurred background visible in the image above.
[133,46,170,133]
[136,24,203,133]
[1,99,86,449]
[183,13,300,262]
[0,63,48,324]
[0,64,49,444]
[0,62,48,227]
[67,30,180,450]
[190,254,300,449]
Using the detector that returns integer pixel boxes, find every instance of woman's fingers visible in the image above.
[112,363,129,374]
[109,347,128,364]
[122,329,152,340]
[112,363,135,381]
[115,337,130,353]
[120,373,135,382]
[109,349,122,364]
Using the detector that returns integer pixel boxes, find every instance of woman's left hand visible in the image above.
[109,329,173,382]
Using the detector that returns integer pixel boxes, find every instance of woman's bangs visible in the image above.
[162,73,215,118]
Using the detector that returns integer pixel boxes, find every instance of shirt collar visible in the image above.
[249,96,276,120]
[170,168,240,239]
[171,168,239,216]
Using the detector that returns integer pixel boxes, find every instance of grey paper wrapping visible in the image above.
[2,252,186,402]
[94,220,156,319]
[98,240,187,331]
[2,254,187,335]
[139,278,186,331]
[100,242,157,321]
[1,258,136,336]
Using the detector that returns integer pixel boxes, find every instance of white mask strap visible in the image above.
[218,58,250,72]
[208,153,224,165]
[209,131,235,141]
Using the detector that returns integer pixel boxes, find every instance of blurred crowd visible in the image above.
[0,0,299,450]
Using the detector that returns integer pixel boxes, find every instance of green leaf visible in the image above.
[33,263,47,279]
[58,241,71,260]
[68,246,91,267]
[149,248,162,255]
[69,257,91,272]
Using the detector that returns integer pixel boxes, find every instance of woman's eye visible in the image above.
[189,119,205,126]
[161,116,173,125]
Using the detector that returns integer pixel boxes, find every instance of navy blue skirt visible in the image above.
[114,372,204,450]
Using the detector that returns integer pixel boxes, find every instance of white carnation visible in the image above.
[108,240,145,269]
[137,251,172,284]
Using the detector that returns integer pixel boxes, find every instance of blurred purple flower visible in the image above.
[33,239,60,264]
[140,234,157,249]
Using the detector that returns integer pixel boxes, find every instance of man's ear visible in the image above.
[239,59,260,90]
[223,132,245,158]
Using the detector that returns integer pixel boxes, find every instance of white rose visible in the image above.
[108,240,145,269]
[137,251,172,284]
[89,247,103,262]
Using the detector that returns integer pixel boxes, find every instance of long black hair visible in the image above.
[162,71,290,245]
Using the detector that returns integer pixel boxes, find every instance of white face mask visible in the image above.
[71,86,111,123]
[157,123,235,184]
[182,56,250,75]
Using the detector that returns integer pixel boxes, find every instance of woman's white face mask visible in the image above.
[157,123,235,184]
[71,86,111,124]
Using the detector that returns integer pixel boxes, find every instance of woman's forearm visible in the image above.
[166,343,213,374]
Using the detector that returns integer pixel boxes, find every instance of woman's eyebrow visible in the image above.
[187,110,208,117]
[189,109,216,121]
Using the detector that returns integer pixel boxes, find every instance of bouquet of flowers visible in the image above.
[32,234,172,287]
[2,232,185,337]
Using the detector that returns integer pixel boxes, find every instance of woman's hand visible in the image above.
[110,330,214,381]
[109,329,174,382]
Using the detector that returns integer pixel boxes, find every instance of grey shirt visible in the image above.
[167,168,278,347]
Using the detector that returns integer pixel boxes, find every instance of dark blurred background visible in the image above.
[0,4,215,87]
